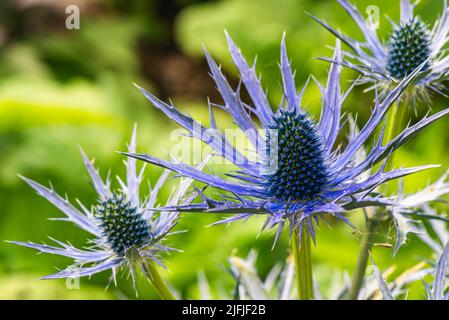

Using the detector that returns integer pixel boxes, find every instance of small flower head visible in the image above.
[386,18,432,79]
[94,193,152,256]
[127,33,449,244]
[311,0,449,103]
[9,127,197,289]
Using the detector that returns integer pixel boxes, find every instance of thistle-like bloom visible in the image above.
[9,128,196,288]
[127,33,449,243]
[311,0,449,102]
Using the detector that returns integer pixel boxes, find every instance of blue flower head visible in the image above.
[127,33,449,244]
[264,109,328,202]
[9,127,197,289]
[310,0,449,102]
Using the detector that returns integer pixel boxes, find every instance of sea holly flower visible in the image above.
[310,0,449,102]
[126,33,449,244]
[8,127,199,297]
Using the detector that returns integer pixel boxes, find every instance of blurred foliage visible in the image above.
[0,0,448,299]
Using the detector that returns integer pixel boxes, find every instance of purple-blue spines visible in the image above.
[94,193,152,255]
[387,18,431,79]
[264,109,328,202]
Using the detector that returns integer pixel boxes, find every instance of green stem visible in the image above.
[347,101,408,300]
[384,102,399,146]
[142,260,176,300]
[292,229,314,300]
[384,101,408,171]
[347,212,377,300]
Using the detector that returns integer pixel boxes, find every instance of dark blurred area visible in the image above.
[0,0,224,101]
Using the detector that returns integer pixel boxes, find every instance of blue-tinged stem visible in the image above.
[142,260,176,300]
[292,229,314,300]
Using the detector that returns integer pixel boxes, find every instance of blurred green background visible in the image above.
[0,0,448,299]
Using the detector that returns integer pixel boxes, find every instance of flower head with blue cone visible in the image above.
[310,0,449,102]
[9,127,198,298]
[126,33,449,245]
